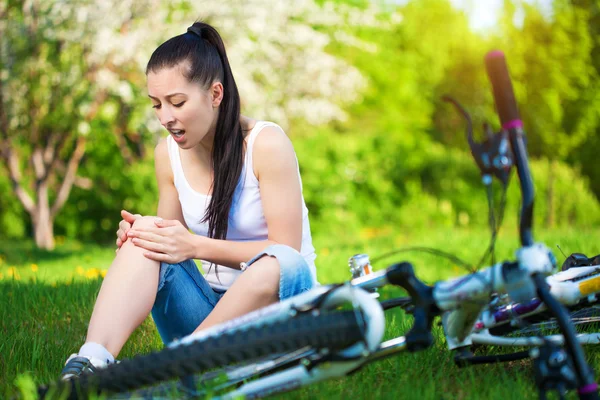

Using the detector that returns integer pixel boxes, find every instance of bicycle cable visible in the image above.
[370,247,472,271]
[476,181,508,270]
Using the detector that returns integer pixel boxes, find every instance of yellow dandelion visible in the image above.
[0,272,3,279]
[31,264,39,272]
[76,266,84,276]
[100,269,108,278]
[85,268,100,279]
[7,267,21,280]
[51,282,57,287]
[321,248,330,256]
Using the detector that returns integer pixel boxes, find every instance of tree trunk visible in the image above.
[546,158,556,228]
[32,181,55,250]
[33,213,55,250]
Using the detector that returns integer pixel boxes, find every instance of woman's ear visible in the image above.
[211,82,224,108]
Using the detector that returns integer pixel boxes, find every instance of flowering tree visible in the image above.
[189,0,374,127]
[0,0,389,249]
[0,0,193,249]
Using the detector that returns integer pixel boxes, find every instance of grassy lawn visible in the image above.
[1,227,600,399]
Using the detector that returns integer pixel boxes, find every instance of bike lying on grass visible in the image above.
[106,249,600,400]
[37,50,599,400]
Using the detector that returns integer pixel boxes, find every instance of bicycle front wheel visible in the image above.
[40,311,364,399]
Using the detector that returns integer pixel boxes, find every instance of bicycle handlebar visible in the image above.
[485,51,521,125]
[485,50,535,247]
[382,50,597,398]
[351,50,595,399]
[484,51,595,398]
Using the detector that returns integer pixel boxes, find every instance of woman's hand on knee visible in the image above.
[115,210,142,251]
[127,219,197,264]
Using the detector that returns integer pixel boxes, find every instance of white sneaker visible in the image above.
[60,353,110,380]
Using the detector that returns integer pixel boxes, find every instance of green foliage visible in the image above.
[569,0,600,199]
[495,0,598,160]
[55,157,157,243]
[53,121,158,242]
[1,0,599,245]
[297,126,600,241]
[0,169,27,238]
[528,158,600,227]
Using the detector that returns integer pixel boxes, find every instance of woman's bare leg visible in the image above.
[193,256,280,333]
[85,217,161,357]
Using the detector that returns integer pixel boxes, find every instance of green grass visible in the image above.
[1,227,600,399]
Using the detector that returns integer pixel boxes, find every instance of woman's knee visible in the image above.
[113,216,162,264]
[245,244,313,300]
[131,216,162,230]
[242,256,280,301]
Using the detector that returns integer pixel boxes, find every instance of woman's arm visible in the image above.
[192,125,303,267]
[155,138,188,227]
[116,138,187,250]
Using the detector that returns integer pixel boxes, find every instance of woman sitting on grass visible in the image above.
[61,20,318,378]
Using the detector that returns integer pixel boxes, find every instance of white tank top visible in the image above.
[166,121,317,290]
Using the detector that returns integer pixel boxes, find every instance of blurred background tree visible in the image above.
[0,0,167,249]
[568,0,600,202]
[494,0,599,227]
[0,0,598,249]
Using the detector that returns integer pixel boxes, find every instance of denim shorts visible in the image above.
[151,244,315,345]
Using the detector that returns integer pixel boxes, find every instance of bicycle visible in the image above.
[37,50,599,400]
[106,250,600,400]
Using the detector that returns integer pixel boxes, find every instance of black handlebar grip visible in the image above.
[485,50,521,128]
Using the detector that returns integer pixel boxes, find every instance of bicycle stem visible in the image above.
[385,262,438,351]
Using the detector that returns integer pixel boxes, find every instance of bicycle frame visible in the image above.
[159,247,554,399]
[158,261,600,400]
[476,264,600,333]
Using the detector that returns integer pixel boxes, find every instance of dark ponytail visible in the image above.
[146,21,244,243]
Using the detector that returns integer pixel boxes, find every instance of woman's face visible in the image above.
[147,63,223,149]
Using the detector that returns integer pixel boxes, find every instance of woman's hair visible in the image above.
[146,21,243,243]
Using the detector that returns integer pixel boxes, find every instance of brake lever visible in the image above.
[442,96,514,186]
